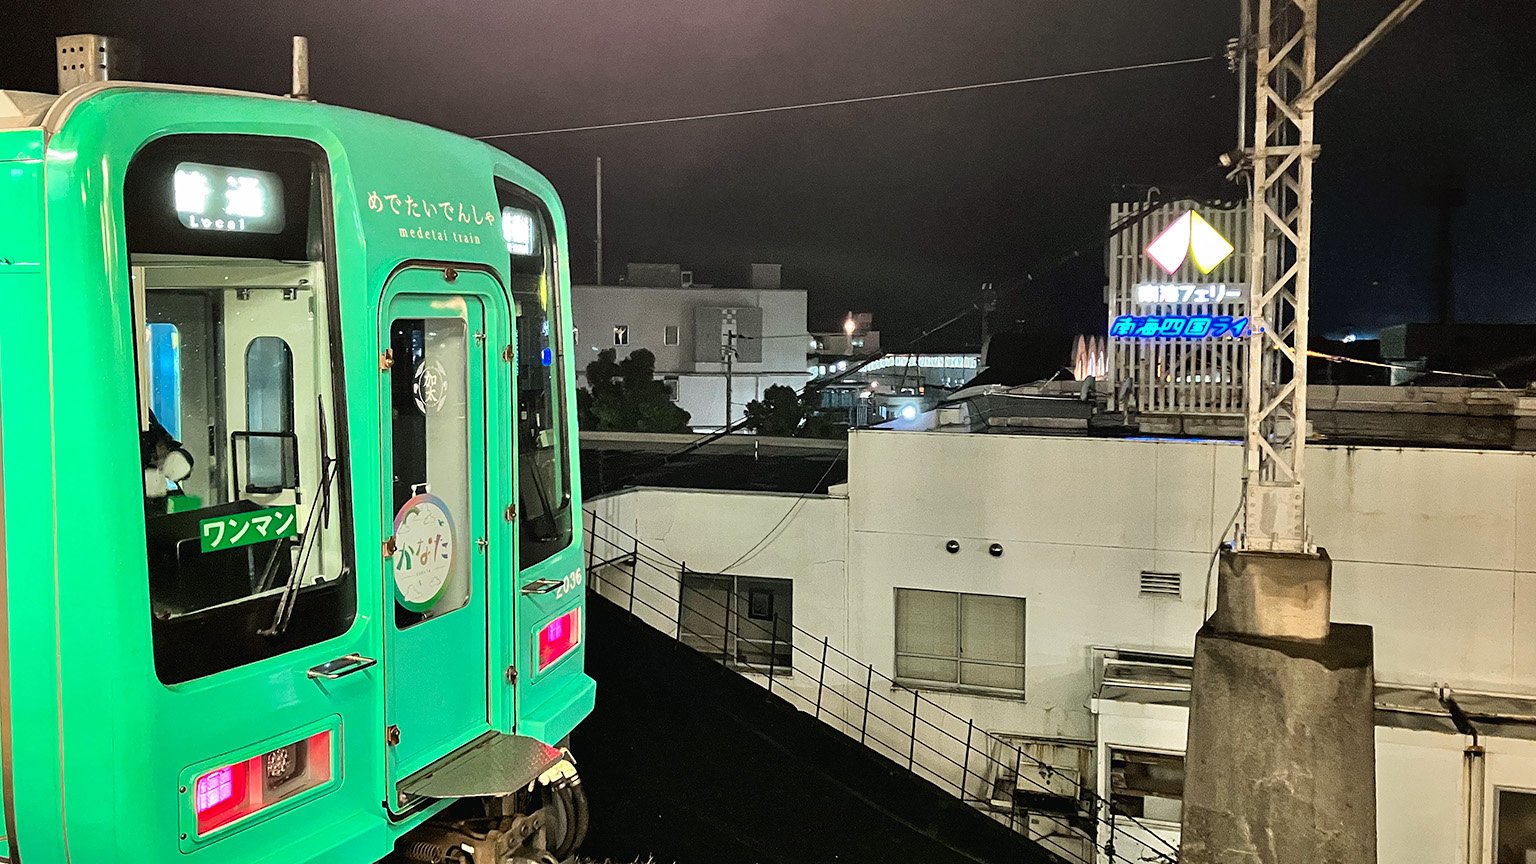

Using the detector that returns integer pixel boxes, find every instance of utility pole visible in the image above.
[1182,2,1428,863]
[595,156,603,285]
[723,330,737,431]
[1432,186,1466,324]
[978,282,996,360]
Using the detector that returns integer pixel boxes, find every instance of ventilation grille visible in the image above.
[1139,571,1181,598]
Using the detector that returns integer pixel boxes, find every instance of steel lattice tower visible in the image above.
[1240,0,1426,553]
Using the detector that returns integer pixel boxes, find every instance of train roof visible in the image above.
[0,90,56,129]
[0,81,561,211]
[0,83,507,165]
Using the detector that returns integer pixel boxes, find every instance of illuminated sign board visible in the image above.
[502,206,539,256]
[1134,283,1242,305]
[1146,210,1234,275]
[174,162,284,234]
[1111,314,1249,339]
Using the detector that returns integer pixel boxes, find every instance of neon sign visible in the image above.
[1134,283,1242,305]
[1111,314,1249,339]
[1146,210,1234,275]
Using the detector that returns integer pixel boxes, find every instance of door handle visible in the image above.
[307,653,377,680]
[521,578,563,596]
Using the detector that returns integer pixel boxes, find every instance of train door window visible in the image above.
[245,336,296,491]
[664,324,680,347]
[388,316,473,625]
[613,325,629,347]
[123,135,352,684]
[498,180,573,566]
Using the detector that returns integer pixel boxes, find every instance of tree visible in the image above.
[744,385,847,439]
[743,384,807,437]
[579,348,691,433]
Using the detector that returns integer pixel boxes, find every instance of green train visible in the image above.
[0,36,594,864]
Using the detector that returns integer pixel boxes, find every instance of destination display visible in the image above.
[174,161,285,234]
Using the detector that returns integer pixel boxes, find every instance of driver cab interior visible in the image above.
[123,134,353,683]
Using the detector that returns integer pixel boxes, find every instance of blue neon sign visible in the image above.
[1111,314,1250,339]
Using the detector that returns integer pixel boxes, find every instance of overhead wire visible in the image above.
[475,55,1222,140]
[714,442,849,575]
[1306,349,1507,387]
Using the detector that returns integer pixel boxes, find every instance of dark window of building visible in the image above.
[679,572,792,671]
[1498,789,1536,864]
[1108,749,1185,824]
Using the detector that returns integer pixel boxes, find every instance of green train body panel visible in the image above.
[0,85,592,863]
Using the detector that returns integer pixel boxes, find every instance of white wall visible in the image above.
[571,284,809,377]
[584,487,852,719]
[847,432,1227,739]
[845,431,1536,739]
[571,284,810,430]
[676,373,811,431]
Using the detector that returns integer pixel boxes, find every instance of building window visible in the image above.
[663,375,679,402]
[679,572,792,672]
[664,324,680,346]
[894,588,1025,694]
[613,325,629,346]
[1109,748,1184,824]
[1498,789,1536,863]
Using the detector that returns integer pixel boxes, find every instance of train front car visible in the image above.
[0,80,593,863]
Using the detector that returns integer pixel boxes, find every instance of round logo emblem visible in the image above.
[414,357,450,414]
[391,493,456,612]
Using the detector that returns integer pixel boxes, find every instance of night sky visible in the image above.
[8,1,1535,348]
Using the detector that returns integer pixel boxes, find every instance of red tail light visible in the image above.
[538,609,581,671]
[193,729,333,835]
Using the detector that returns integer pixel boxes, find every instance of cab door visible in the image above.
[378,267,503,797]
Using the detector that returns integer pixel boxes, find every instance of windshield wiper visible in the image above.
[260,396,340,638]
[523,427,563,543]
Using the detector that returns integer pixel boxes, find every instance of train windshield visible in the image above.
[123,135,354,684]
[497,180,573,566]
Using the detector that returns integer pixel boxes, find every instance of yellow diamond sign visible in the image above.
[1146,210,1235,275]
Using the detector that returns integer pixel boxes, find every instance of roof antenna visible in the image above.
[290,36,311,100]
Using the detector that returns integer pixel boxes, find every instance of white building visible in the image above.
[587,427,1536,863]
[571,263,810,431]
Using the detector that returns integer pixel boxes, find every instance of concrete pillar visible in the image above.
[1180,548,1378,864]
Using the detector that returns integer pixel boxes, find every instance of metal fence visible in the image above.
[584,510,1182,864]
